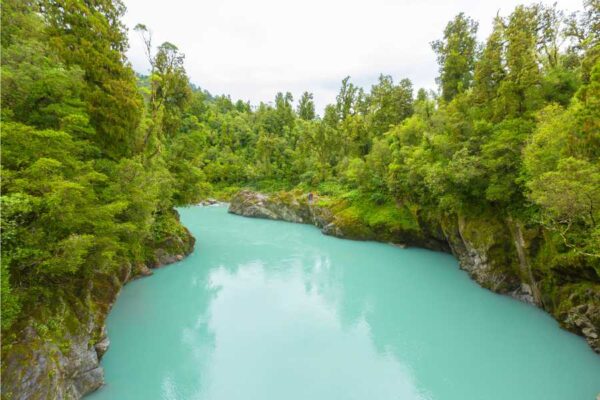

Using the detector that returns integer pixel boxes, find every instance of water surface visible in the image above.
[89,205,600,400]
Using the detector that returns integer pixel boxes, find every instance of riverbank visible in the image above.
[1,210,195,400]
[228,189,600,354]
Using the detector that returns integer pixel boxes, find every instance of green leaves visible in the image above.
[529,157,599,225]
[432,13,479,102]
[368,75,414,136]
[41,234,95,276]
[298,92,316,121]
[479,118,531,204]
[43,0,143,158]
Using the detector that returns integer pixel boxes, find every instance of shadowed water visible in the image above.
[89,205,600,400]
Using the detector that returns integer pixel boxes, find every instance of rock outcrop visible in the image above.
[229,191,314,224]
[1,213,195,400]
[229,190,600,353]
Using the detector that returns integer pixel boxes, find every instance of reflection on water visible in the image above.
[193,261,430,400]
[89,206,600,400]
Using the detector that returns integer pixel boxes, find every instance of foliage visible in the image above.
[432,12,479,102]
[0,0,196,338]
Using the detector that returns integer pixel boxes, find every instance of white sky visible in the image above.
[122,0,583,114]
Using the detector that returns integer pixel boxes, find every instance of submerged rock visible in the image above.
[197,198,221,206]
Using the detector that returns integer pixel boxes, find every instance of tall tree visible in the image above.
[432,13,479,102]
[274,92,295,133]
[134,25,191,144]
[496,5,543,117]
[473,16,506,111]
[297,91,316,121]
[369,75,414,136]
[336,76,358,120]
[153,42,192,137]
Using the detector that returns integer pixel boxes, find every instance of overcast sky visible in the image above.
[122,0,583,114]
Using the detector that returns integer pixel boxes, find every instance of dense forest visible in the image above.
[1,0,599,397]
[1,0,197,337]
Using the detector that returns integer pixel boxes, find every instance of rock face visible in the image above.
[229,191,313,224]
[229,190,600,354]
[1,325,104,400]
[1,214,195,400]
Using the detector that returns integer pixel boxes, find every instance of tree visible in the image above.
[336,76,358,120]
[528,158,600,257]
[473,16,506,111]
[496,5,543,118]
[43,0,142,158]
[154,42,192,137]
[432,13,479,102]
[274,92,295,132]
[360,138,392,195]
[134,24,192,144]
[572,60,600,158]
[297,91,316,121]
[369,75,414,136]
[480,119,532,205]
[0,1,92,135]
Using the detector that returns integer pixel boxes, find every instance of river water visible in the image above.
[89,205,600,400]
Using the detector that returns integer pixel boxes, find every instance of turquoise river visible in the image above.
[88,205,600,400]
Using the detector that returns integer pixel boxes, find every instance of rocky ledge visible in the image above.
[229,190,600,354]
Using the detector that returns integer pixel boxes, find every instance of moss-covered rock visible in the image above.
[228,190,313,223]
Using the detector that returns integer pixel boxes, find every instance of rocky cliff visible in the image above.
[1,211,195,400]
[229,190,600,353]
